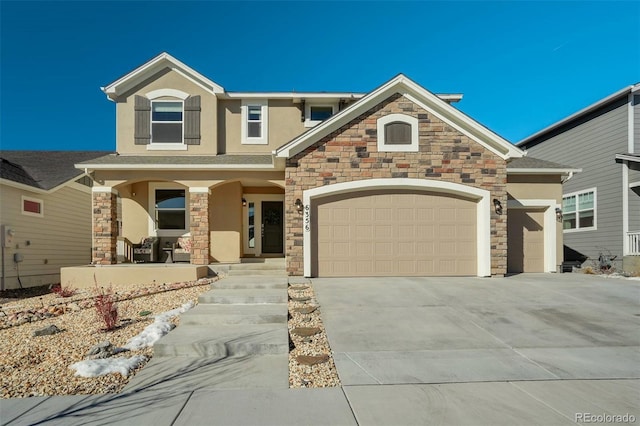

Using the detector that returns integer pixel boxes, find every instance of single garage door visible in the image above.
[507,208,545,273]
[314,190,477,277]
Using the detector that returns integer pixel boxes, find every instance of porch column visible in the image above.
[189,187,210,265]
[92,187,118,265]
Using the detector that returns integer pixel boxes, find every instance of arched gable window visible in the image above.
[377,113,419,152]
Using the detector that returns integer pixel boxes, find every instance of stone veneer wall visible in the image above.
[189,191,210,265]
[92,191,118,265]
[285,93,508,276]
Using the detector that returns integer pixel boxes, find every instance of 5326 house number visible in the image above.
[304,204,310,232]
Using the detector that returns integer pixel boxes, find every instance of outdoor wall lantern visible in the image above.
[493,198,503,215]
[294,198,303,213]
[242,198,247,207]
[556,207,563,221]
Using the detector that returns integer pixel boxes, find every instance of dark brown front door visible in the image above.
[262,201,283,253]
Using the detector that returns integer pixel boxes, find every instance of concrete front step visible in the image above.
[227,269,286,276]
[212,276,288,290]
[229,262,285,271]
[199,289,287,304]
[154,324,288,357]
[181,304,287,325]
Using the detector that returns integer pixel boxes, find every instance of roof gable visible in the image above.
[101,52,224,100]
[275,74,523,160]
[0,151,109,190]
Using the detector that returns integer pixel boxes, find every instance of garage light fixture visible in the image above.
[242,198,247,207]
[555,207,563,221]
[493,198,503,215]
[294,198,303,213]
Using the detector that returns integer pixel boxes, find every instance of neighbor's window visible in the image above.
[155,189,186,230]
[151,101,183,143]
[241,100,268,144]
[22,196,43,217]
[562,188,596,231]
[384,122,412,145]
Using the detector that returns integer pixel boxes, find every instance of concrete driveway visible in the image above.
[313,273,640,424]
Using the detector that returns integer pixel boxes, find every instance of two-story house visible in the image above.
[76,52,578,279]
[518,85,640,273]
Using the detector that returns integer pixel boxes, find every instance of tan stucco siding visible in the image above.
[116,68,218,155]
[119,182,151,244]
[210,181,243,262]
[95,170,285,189]
[507,174,564,268]
[0,184,92,289]
[218,99,306,154]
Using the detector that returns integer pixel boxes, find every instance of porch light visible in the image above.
[556,207,563,221]
[493,198,503,215]
[294,198,303,213]
[242,198,247,207]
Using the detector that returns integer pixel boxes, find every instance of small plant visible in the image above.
[51,284,77,298]
[139,310,152,317]
[583,266,595,275]
[93,275,118,331]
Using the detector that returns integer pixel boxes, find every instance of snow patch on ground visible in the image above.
[70,356,147,377]
[124,300,195,350]
[68,301,195,378]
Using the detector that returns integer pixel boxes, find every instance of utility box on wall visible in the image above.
[1,225,15,248]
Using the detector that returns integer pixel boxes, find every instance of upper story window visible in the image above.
[241,100,268,144]
[134,89,200,150]
[151,101,183,143]
[22,196,43,217]
[377,113,419,152]
[304,103,337,127]
[562,188,596,232]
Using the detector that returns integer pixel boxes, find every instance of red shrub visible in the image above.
[94,279,118,331]
[51,284,77,298]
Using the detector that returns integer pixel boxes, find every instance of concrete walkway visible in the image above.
[2,273,639,425]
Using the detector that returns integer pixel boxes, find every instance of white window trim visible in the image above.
[148,182,190,237]
[150,99,185,145]
[21,195,44,217]
[377,113,419,152]
[241,99,269,145]
[146,88,189,100]
[562,187,597,233]
[304,103,338,128]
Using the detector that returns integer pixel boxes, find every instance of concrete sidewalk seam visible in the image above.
[4,397,49,426]
[508,381,577,424]
[341,386,361,426]
[344,352,383,385]
[170,390,194,425]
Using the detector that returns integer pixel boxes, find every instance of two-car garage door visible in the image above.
[313,190,477,277]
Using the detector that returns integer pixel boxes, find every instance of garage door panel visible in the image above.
[316,190,477,277]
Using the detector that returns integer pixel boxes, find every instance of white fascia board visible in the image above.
[222,92,365,100]
[615,154,640,163]
[507,168,582,175]
[76,163,280,171]
[277,74,522,160]
[517,85,636,147]
[102,52,224,100]
[1,175,88,195]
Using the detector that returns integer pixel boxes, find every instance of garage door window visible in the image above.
[377,113,419,152]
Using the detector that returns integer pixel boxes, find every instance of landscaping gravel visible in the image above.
[0,278,214,398]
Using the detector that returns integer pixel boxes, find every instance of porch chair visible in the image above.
[132,237,159,263]
[172,237,192,263]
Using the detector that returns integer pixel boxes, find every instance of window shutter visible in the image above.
[134,95,151,145]
[184,95,201,145]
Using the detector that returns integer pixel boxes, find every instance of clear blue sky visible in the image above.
[1,1,638,151]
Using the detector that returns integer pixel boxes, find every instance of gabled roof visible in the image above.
[518,83,640,148]
[1,151,109,191]
[275,74,524,160]
[506,156,581,175]
[101,52,225,101]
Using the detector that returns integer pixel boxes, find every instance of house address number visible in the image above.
[304,204,310,232]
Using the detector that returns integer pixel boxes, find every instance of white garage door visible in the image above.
[314,190,477,277]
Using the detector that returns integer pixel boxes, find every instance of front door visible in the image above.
[262,201,283,253]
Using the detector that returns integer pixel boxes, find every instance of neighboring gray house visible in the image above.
[0,151,108,290]
[518,84,640,273]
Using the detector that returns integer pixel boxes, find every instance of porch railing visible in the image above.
[117,237,134,263]
[628,231,640,256]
